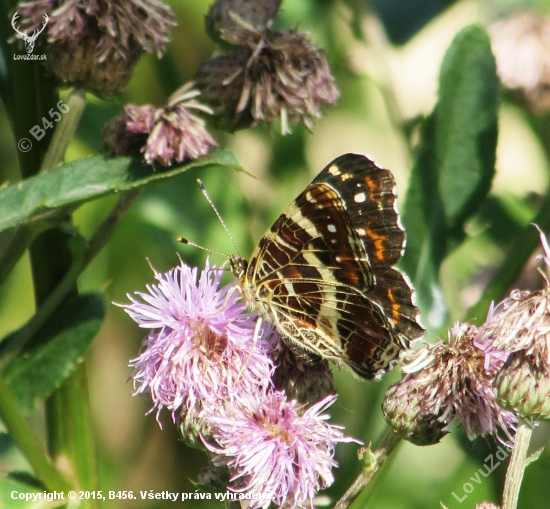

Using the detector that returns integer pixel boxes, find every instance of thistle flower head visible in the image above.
[121,257,360,497]
[194,25,339,134]
[476,288,550,371]
[103,83,218,166]
[204,391,357,509]
[193,51,255,132]
[118,259,274,426]
[476,226,550,371]
[15,0,176,96]
[476,226,550,419]
[388,323,518,445]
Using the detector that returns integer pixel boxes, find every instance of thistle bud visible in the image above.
[495,351,550,420]
[382,378,448,446]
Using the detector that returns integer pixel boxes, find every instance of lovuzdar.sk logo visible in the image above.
[11,11,48,61]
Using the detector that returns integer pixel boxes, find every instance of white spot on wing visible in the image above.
[354,192,366,203]
[328,164,341,176]
[327,224,336,233]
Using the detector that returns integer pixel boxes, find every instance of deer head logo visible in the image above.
[11,11,49,54]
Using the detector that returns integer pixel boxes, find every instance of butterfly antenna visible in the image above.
[197,179,242,258]
[177,237,230,258]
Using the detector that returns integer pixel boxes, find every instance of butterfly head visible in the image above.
[229,254,248,280]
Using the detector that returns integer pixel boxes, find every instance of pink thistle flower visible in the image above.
[473,226,550,420]
[194,24,339,134]
[204,391,358,509]
[118,259,274,424]
[388,323,518,445]
[103,83,217,165]
[16,0,175,60]
[475,226,550,369]
[15,0,176,96]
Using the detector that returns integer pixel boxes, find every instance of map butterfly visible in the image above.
[230,153,424,379]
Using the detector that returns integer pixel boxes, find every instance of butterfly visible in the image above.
[229,153,424,379]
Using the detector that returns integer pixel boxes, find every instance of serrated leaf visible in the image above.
[402,25,498,330]
[0,149,242,233]
[3,293,104,415]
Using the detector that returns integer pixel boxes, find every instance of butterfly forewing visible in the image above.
[238,153,424,379]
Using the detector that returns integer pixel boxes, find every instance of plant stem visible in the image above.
[502,422,532,509]
[334,430,402,509]
[40,88,87,172]
[48,364,98,509]
[0,375,72,492]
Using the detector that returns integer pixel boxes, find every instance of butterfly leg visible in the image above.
[211,282,243,317]
[234,315,264,385]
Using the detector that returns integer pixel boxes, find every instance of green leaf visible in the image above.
[3,293,104,415]
[436,25,498,232]
[402,25,499,330]
[0,149,242,234]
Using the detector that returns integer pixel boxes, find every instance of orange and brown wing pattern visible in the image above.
[240,153,424,379]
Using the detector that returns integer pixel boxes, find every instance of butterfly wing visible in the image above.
[243,153,424,378]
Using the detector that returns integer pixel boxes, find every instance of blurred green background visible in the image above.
[2,0,550,507]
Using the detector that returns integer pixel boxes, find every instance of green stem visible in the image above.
[334,430,402,509]
[48,364,98,509]
[502,422,532,509]
[8,58,57,181]
[0,375,72,492]
[40,88,87,172]
[68,365,97,501]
